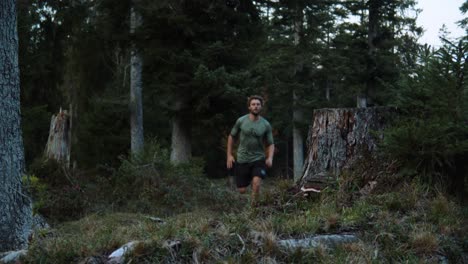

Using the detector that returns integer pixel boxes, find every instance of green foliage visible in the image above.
[21,105,53,165]
[76,96,130,167]
[383,120,468,181]
[23,177,467,263]
[383,39,468,192]
[112,139,243,214]
[27,159,88,222]
[22,174,48,214]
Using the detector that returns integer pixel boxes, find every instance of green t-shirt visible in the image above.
[230,114,274,163]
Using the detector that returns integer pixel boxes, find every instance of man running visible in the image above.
[227,95,275,205]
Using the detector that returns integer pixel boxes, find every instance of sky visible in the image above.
[416,0,466,47]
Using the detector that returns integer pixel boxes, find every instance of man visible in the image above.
[227,95,275,205]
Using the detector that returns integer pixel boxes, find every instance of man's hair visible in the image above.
[247,95,264,107]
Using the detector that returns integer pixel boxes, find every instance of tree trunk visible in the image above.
[293,92,304,182]
[0,0,32,251]
[363,0,379,107]
[356,94,367,108]
[170,113,191,164]
[292,1,304,182]
[44,109,71,166]
[300,107,395,186]
[130,3,144,155]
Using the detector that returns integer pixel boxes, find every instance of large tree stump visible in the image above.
[44,108,71,166]
[300,107,395,187]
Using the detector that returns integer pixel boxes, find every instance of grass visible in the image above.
[23,158,468,263]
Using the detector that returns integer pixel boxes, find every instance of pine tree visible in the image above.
[0,0,32,251]
[130,0,144,155]
[255,0,338,179]
[139,0,263,168]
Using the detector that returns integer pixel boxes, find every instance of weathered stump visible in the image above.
[300,107,395,187]
[44,108,71,166]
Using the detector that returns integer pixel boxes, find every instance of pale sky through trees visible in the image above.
[417,0,466,47]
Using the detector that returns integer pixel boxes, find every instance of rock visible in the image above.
[277,234,359,251]
[108,241,140,264]
[145,216,165,224]
[32,214,50,231]
[163,240,182,251]
[359,180,377,196]
[0,250,27,263]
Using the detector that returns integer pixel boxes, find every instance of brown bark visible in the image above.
[300,107,395,186]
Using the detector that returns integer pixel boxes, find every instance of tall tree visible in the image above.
[62,0,133,167]
[0,0,32,251]
[140,0,262,168]
[256,0,337,179]
[170,107,191,164]
[130,0,144,155]
[292,0,304,181]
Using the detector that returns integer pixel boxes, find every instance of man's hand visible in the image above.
[265,157,273,168]
[227,155,236,169]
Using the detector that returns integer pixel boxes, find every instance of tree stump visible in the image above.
[44,108,71,167]
[299,107,396,188]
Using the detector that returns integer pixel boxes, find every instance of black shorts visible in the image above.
[234,159,267,188]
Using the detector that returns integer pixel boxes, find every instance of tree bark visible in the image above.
[130,3,144,155]
[292,1,304,182]
[170,113,191,164]
[300,107,395,186]
[363,0,380,107]
[44,109,71,166]
[0,0,32,251]
[293,91,304,182]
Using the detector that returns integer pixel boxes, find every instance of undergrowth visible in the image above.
[23,141,467,263]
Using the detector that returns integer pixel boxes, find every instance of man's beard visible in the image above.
[250,110,260,116]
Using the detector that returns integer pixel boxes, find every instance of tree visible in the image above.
[347,0,421,106]
[292,0,304,182]
[17,0,74,165]
[383,33,468,200]
[62,0,133,167]
[256,0,338,180]
[0,0,32,251]
[139,0,263,167]
[130,0,144,155]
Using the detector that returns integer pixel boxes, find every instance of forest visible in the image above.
[1,0,467,263]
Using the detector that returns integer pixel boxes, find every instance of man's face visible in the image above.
[248,99,262,116]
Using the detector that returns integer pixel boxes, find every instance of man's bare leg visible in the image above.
[251,176,262,206]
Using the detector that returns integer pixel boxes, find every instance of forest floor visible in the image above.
[23,174,467,264]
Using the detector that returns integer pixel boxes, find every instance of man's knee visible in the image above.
[238,187,247,194]
[252,176,261,190]
[252,176,262,185]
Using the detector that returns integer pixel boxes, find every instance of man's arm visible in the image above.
[265,144,275,168]
[227,135,236,169]
[264,122,275,168]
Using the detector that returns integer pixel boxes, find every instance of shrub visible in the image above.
[382,39,468,198]
[22,174,48,214]
[26,159,88,222]
[382,119,468,185]
[111,139,243,214]
[410,230,438,255]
